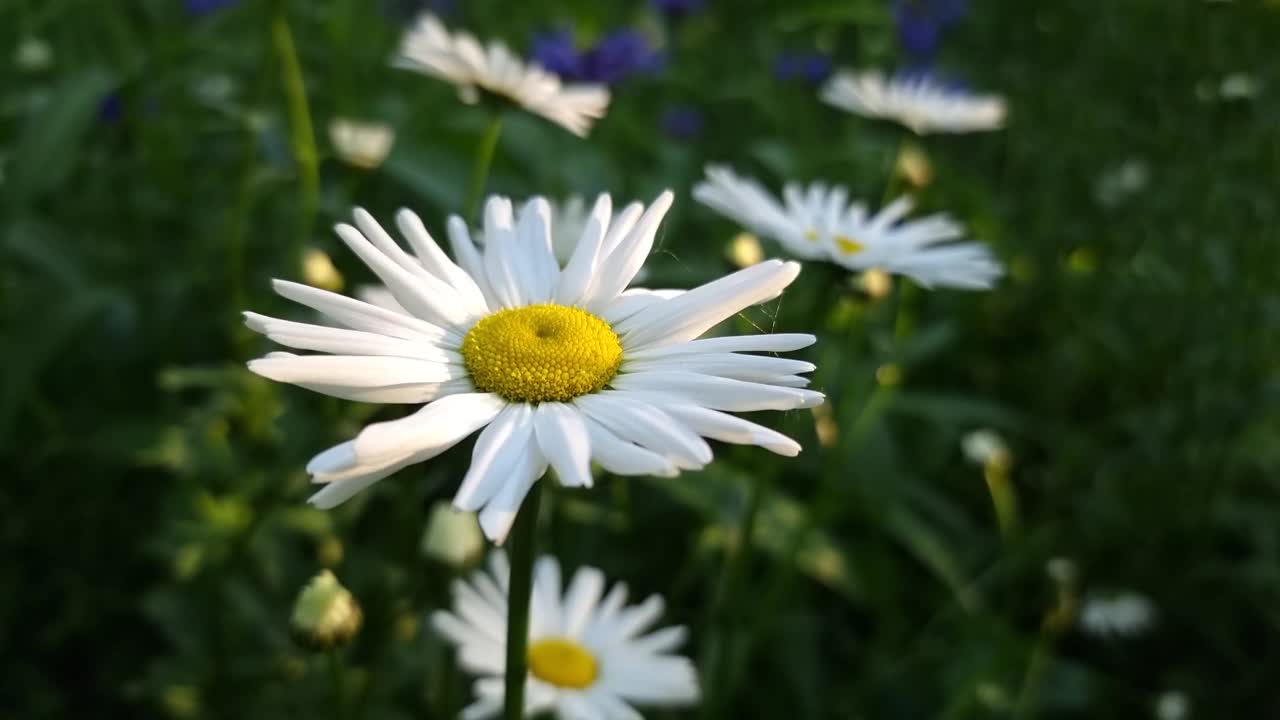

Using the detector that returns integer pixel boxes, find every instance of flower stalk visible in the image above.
[465,113,504,223]
[270,0,320,272]
[503,482,543,720]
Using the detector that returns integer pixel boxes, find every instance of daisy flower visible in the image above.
[820,69,1006,134]
[433,552,699,718]
[1079,591,1156,638]
[694,165,1002,289]
[394,13,610,137]
[245,192,821,542]
[328,118,395,170]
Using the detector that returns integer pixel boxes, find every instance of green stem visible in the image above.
[984,465,1021,541]
[328,650,347,720]
[465,114,504,223]
[503,482,542,720]
[700,474,767,718]
[271,0,319,273]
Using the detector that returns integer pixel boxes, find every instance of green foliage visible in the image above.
[3,0,1279,718]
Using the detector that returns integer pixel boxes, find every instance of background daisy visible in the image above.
[695,165,1003,289]
[433,552,700,719]
[821,69,1006,134]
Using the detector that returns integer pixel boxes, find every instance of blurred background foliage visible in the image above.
[3,0,1280,718]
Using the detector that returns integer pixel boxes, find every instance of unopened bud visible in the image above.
[421,502,485,568]
[291,570,362,650]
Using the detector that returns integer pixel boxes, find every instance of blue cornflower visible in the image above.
[186,0,238,17]
[660,105,704,141]
[531,28,662,85]
[652,0,706,20]
[97,93,123,124]
[773,52,832,85]
[893,0,967,60]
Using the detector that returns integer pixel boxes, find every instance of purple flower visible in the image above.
[97,94,123,124]
[531,28,662,85]
[186,0,238,17]
[660,106,704,141]
[531,30,583,78]
[893,0,967,61]
[652,0,706,20]
[773,52,832,85]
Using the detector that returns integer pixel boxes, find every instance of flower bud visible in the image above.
[291,570,362,650]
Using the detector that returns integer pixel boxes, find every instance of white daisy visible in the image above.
[1079,591,1156,638]
[394,13,609,137]
[434,552,700,719]
[245,192,821,542]
[694,165,1002,290]
[328,118,395,170]
[820,69,1007,134]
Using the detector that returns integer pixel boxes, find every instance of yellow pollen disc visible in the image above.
[835,235,865,255]
[527,637,599,689]
[461,304,623,403]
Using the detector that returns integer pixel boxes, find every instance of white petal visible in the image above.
[296,377,473,404]
[446,215,496,303]
[622,352,816,381]
[248,353,464,387]
[582,417,679,477]
[477,439,547,543]
[623,333,817,361]
[453,404,533,511]
[617,260,802,350]
[395,208,490,312]
[334,223,472,328]
[583,191,674,312]
[243,312,461,362]
[272,279,455,344]
[610,371,824,411]
[600,289,684,325]
[533,402,593,488]
[561,566,606,637]
[574,393,711,470]
[554,194,611,306]
[662,402,802,456]
[353,392,506,464]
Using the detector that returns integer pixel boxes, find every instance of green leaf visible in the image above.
[8,68,116,202]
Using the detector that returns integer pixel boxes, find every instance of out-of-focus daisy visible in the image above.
[394,14,609,137]
[1154,691,1190,720]
[14,36,53,72]
[1079,591,1156,638]
[245,192,821,542]
[821,69,1006,134]
[961,428,1011,468]
[433,552,700,718]
[328,118,395,170]
[694,165,1002,289]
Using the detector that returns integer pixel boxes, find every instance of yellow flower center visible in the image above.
[834,235,865,255]
[803,229,819,242]
[461,304,623,403]
[527,637,599,689]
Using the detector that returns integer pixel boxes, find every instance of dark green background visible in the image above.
[3,0,1278,717]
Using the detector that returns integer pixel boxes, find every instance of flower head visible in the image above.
[652,0,706,20]
[821,69,1006,134]
[893,0,967,60]
[395,14,610,137]
[291,570,362,650]
[1079,591,1156,638]
[186,0,238,16]
[434,552,700,717]
[660,105,704,141]
[773,52,833,85]
[328,118,395,170]
[694,165,1002,289]
[246,192,821,542]
[531,28,663,85]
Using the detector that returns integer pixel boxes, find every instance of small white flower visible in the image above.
[394,13,609,137]
[421,502,486,568]
[694,165,1002,290]
[962,429,1010,466]
[14,36,53,72]
[246,192,821,542]
[1218,72,1261,100]
[1079,591,1156,638]
[821,69,1006,134]
[328,118,396,170]
[1154,691,1190,720]
[434,552,700,719]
